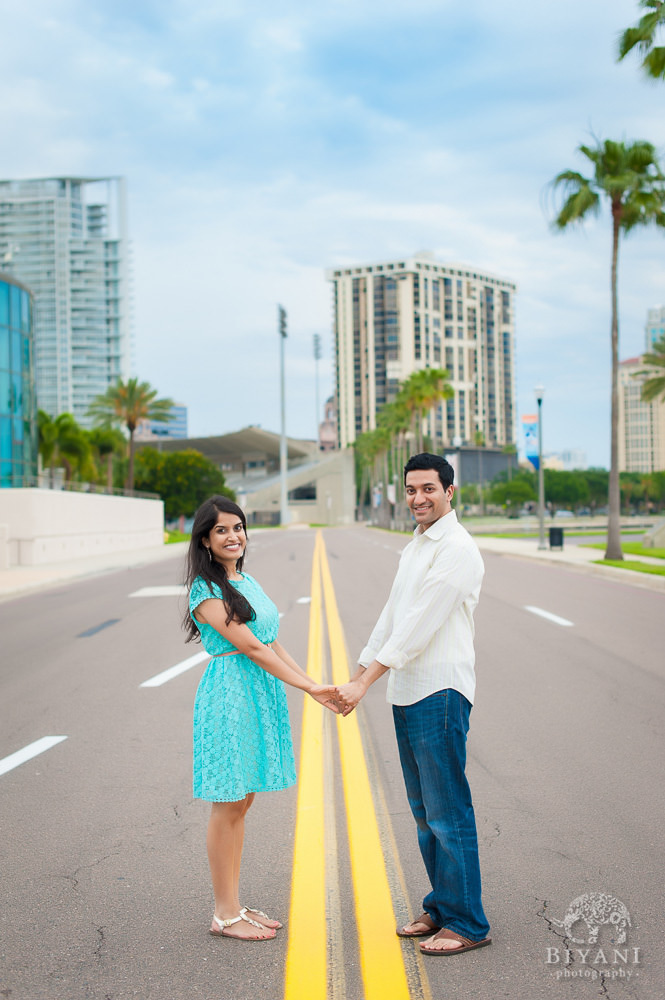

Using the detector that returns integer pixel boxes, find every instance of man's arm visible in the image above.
[337,659,389,716]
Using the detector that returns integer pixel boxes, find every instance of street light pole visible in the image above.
[534,384,546,550]
[313,332,322,449]
[278,305,289,526]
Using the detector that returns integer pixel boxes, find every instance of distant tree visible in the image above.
[37,410,92,484]
[551,138,665,559]
[618,0,665,80]
[544,470,590,511]
[490,479,537,516]
[580,468,610,511]
[619,472,645,513]
[634,334,665,402]
[134,448,234,520]
[87,378,175,491]
[37,410,58,485]
[502,443,518,481]
[87,427,126,491]
[397,368,453,452]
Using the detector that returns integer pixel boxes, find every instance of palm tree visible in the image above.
[37,410,58,486]
[37,411,92,484]
[397,368,453,452]
[618,0,665,80]
[87,426,127,491]
[87,377,174,491]
[633,334,665,401]
[551,138,665,560]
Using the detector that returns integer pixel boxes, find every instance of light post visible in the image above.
[534,384,546,550]
[313,333,322,449]
[278,305,289,526]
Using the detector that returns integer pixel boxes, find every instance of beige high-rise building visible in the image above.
[618,356,665,472]
[326,253,516,450]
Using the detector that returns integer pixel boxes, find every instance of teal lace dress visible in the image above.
[189,573,296,802]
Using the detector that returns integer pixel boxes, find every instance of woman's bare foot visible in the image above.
[210,912,276,940]
[241,905,282,929]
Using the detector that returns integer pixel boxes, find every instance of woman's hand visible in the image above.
[335,679,367,716]
[308,684,342,713]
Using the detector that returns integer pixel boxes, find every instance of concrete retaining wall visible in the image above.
[0,489,164,567]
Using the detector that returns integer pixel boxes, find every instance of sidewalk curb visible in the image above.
[0,542,189,603]
[475,542,665,593]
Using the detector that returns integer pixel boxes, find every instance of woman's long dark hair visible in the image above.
[182,495,255,643]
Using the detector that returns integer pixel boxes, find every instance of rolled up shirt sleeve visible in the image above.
[375,544,483,671]
[358,587,394,667]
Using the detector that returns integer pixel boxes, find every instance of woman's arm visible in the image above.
[195,598,338,707]
[271,639,310,680]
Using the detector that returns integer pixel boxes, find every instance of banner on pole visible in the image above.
[522,414,539,471]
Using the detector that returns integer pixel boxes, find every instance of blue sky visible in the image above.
[1,0,663,466]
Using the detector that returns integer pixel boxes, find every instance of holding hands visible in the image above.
[307,684,343,714]
[307,668,370,717]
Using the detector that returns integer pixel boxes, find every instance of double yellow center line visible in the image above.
[285,533,415,1000]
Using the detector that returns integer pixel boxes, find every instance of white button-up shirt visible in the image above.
[358,510,484,707]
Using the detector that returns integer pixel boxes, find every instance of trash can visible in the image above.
[549,526,564,550]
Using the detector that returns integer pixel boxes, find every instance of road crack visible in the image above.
[94,926,105,961]
[59,851,121,892]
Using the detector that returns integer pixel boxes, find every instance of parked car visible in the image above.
[554,509,575,518]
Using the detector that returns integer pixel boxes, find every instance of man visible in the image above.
[337,453,491,956]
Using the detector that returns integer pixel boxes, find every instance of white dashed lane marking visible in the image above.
[524,605,574,627]
[0,736,68,778]
[129,586,186,598]
[140,651,209,688]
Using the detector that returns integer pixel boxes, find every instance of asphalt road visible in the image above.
[1,526,663,1000]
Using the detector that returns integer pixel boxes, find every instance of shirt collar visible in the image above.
[412,508,458,540]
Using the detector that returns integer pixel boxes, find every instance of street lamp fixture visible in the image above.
[534,384,546,550]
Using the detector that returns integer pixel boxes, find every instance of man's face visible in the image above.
[405,468,454,529]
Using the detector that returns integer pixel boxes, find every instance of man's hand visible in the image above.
[308,684,341,713]
[336,679,366,717]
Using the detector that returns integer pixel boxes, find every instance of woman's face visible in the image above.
[204,510,246,571]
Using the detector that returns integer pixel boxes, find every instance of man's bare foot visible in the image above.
[420,928,492,955]
[396,912,440,937]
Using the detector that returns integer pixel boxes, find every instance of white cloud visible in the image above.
[0,0,663,466]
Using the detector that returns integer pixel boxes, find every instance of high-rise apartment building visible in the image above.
[326,253,516,450]
[618,356,665,472]
[645,306,665,350]
[0,177,131,425]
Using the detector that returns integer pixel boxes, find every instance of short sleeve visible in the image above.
[189,576,223,614]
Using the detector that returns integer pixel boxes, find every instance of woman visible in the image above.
[183,496,338,941]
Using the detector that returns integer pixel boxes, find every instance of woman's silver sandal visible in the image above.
[209,910,276,940]
[241,905,282,929]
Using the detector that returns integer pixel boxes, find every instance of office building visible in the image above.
[558,448,588,471]
[0,177,131,425]
[645,306,665,351]
[326,252,516,450]
[135,403,188,441]
[618,356,665,472]
[0,272,37,486]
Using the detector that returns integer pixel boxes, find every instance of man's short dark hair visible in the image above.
[404,453,454,490]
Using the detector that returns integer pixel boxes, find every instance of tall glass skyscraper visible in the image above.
[0,177,131,426]
[0,273,37,486]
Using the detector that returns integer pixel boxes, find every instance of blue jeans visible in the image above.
[393,689,490,942]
